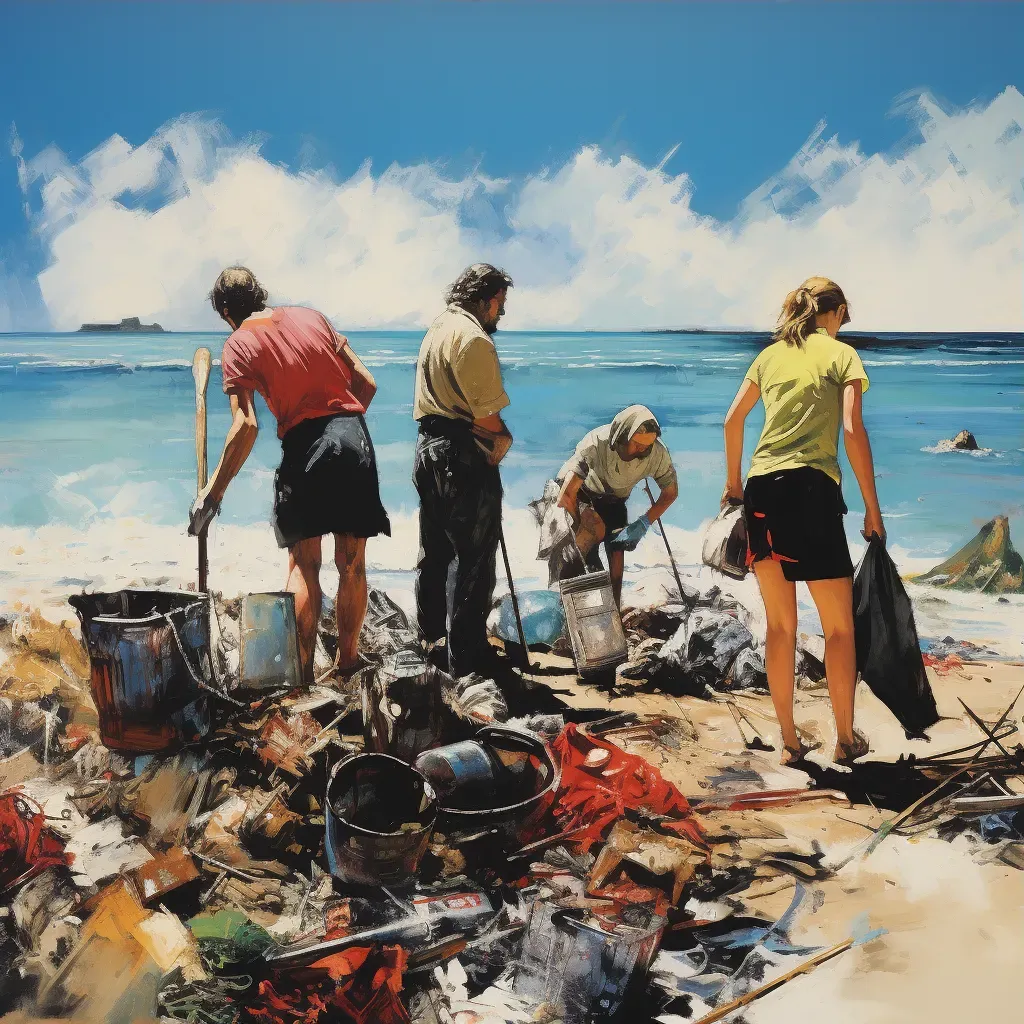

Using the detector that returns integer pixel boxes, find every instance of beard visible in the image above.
[461,299,499,334]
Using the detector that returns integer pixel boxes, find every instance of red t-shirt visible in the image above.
[221,306,366,438]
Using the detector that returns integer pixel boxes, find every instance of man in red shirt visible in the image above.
[189,267,390,681]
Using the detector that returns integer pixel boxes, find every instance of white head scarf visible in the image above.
[608,405,661,453]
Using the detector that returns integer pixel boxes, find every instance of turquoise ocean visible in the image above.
[1,329,1022,651]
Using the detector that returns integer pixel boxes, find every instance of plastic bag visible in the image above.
[701,503,749,580]
[491,589,567,649]
[853,536,939,738]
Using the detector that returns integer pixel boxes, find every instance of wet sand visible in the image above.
[528,654,1024,1022]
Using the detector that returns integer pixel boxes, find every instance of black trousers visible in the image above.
[413,417,502,678]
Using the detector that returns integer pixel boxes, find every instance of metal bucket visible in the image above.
[68,589,211,753]
[239,592,302,692]
[514,903,665,1022]
[362,648,448,761]
[325,753,437,887]
[414,726,560,847]
[559,570,628,676]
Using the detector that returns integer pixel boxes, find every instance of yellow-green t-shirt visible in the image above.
[745,329,869,485]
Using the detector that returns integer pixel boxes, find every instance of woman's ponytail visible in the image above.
[774,277,849,347]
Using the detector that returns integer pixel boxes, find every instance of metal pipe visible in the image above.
[643,480,688,605]
[265,917,433,967]
[498,521,531,671]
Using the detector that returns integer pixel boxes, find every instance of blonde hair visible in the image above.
[774,276,850,347]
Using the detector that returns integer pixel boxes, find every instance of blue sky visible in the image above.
[3,1,1022,227]
[2,2,1023,331]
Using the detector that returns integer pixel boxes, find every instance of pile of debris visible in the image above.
[617,584,827,698]
[490,574,829,699]
[0,578,1018,1024]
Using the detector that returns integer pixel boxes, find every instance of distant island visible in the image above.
[78,316,164,333]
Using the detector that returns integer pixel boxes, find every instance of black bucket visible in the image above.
[413,726,560,848]
[68,589,211,753]
[325,753,438,887]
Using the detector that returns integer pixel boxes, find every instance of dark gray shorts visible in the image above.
[579,488,629,571]
[273,414,391,549]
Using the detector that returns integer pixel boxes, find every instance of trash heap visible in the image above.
[0,581,1019,1024]
[490,574,826,698]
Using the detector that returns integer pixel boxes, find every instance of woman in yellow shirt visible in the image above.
[722,277,885,767]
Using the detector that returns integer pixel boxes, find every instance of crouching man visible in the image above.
[555,405,678,606]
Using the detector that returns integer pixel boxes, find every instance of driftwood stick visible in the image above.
[192,348,212,594]
[643,479,688,604]
[839,765,975,867]
[694,938,855,1023]
[958,697,1012,758]
[972,682,1024,761]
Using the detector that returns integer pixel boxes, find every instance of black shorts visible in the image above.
[273,414,391,549]
[579,489,629,571]
[744,467,853,582]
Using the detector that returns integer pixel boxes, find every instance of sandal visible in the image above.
[780,736,822,766]
[781,744,811,766]
[780,725,822,766]
[835,730,870,766]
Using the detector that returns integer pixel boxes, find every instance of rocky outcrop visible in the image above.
[950,429,979,451]
[78,317,164,333]
[911,516,1024,594]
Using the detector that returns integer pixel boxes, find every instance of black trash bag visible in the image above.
[853,536,939,739]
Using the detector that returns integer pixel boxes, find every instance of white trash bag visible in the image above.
[701,503,749,580]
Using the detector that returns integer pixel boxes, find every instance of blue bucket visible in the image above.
[68,589,211,753]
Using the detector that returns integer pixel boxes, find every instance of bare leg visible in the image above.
[334,534,367,671]
[287,536,323,683]
[752,559,800,757]
[806,576,858,755]
[608,548,625,607]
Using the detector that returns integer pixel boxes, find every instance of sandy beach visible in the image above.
[3,522,1022,1022]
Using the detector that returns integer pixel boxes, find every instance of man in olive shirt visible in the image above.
[413,264,514,677]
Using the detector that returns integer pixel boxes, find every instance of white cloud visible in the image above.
[11,88,1024,331]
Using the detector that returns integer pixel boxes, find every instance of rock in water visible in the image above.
[911,516,1024,594]
[950,429,979,451]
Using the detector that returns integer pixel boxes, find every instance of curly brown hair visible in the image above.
[211,267,268,326]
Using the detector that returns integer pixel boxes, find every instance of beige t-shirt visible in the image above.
[558,425,677,500]
[413,305,510,422]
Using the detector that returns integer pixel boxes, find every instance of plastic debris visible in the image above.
[550,725,706,851]
[491,589,567,650]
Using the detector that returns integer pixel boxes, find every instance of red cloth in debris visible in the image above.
[0,789,69,894]
[922,652,965,675]
[550,725,706,852]
[248,945,409,1024]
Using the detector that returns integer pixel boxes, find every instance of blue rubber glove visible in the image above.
[608,514,651,551]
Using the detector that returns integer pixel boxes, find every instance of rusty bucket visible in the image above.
[68,589,211,753]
